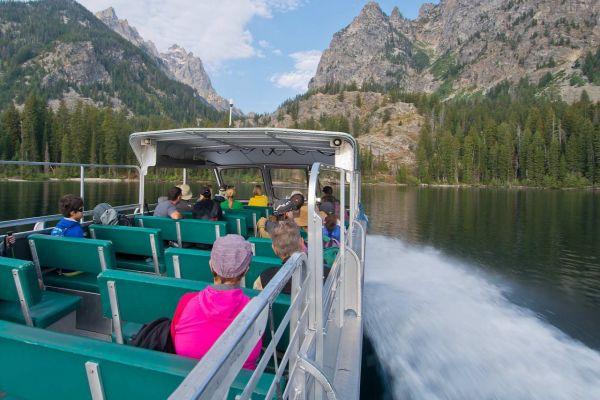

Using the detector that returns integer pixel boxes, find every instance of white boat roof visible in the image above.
[129,128,358,173]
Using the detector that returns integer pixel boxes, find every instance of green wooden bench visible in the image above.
[0,256,80,328]
[179,219,227,245]
[164,247,281,288]
[248,237,278,258]
[135,215,180,245]
[89,224,165,275]
[0,320,278,399]
[244,205,272,218]
[224,214,249,237]
[223,209,260,236]
[28,234,117,293]
[98,269,291,352]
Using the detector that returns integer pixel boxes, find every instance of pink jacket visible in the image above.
[171,286,262,370]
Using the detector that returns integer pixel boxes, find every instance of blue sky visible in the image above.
[78,1,438,113]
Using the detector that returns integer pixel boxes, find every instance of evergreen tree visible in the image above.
[0,103,21,160]
[20,95,41,161]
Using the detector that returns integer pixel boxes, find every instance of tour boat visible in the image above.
[0,128,367,399]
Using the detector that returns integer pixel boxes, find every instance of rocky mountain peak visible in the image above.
[357,1,385,20]
[96,8,238,114]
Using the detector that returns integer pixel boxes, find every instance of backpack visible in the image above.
[92,203,131,226]
[323,233,340,267]
[130,317,175,353]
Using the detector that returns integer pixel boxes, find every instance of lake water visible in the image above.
[1,181,600,398]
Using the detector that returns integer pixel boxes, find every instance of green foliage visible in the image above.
[0,0,222,123]
[582,48,600,85]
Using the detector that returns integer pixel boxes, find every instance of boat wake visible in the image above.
[364,236,600,400]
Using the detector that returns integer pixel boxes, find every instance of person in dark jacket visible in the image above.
[192,186,223,221]
[51,194,84,238]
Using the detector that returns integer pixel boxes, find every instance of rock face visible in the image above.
[310,0,600,100]
[96,8,235,113]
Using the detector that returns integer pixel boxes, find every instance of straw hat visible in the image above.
[294,205,309,228]
[177,183,193,200]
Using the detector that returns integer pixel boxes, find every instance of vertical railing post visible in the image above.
[307,162,324,400]
[80,165,85,219]
[139,169,145,213]
[338,170,346,327]
[183,168,187,185]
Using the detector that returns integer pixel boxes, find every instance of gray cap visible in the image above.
[319,201,335,215]
[210,235,252,279]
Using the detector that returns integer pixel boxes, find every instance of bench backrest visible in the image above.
[222,209,259,233]
[0,320,278,400]
[28,233,117,274]
[0,256,40,305]
[134,216,179,242]
[89,225,164,259]
[164,248,281,287]
[248,237,278,258]
[224,214,248,237]
[178,219,227,245]
[244,205,272,218]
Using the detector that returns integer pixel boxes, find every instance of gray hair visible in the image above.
[271,220,302,260]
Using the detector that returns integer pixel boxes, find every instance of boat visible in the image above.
[0,128,367,399]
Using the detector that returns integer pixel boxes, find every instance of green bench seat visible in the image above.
[222,209,260,236]
[164,247,281,288]
[0,320,278,399]
[98,269,291,352]
[244,205,272,218]
[28,234,117,293]
[248,237,278,258]
[135,215,229,246]
[179,218,227,245]
[0,256,80,328]
[135,215,180,244]
[89,224,165,274]
[224,214,249,237]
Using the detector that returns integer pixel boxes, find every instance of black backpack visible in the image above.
[130,317,175,353]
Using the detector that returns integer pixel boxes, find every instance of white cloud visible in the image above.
[271,50,321,91]
[273,49,283,56]
[78,0,304,70]
[258,40,270,48]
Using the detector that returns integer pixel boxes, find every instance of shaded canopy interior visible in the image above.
[129,128,358,171]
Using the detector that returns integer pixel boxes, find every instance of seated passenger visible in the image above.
[51,194,84,238]
[220,187,244,210]
[175,183,194,212]
[154,187,184,219]
[321,203,341,243]
[247,185,268,207]
[192,186,223,220]
[320,186,337,204]
[256,198,296,238]
[170,235,261,369]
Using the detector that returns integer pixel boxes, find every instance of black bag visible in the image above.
[130,317,175,353]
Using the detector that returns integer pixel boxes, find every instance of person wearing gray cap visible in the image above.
[256,198,297,238]
[170,235,262,370]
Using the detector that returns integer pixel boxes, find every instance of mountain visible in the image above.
[0,0,220,121]
[95,7,237,114]
[310,0,600,101]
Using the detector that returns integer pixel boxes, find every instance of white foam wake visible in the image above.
[364,236,600,400]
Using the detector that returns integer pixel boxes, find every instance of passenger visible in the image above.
[0,233,16,257]
[320,186,337,204]
[247,185,268,207]
[323,213,341,243]
[51,194,85,238]
[253,220,303,294]
[170,235,261,369]
[220,187,244,210]
[256,198,296,238]
[214,185,227,203]
[154,187,184,219]
[192,186,223,221]
[175,183,194,212]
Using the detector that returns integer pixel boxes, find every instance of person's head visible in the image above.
[273,198,296,220]
[176,183,193,201]
[324,213,338,231]
[253,185,263,196]
[319,201,335,216]
[322,186,333,195]
[225,187,236,200]
[271,220,302,260]
[290,193,305,209]
[59,194,84,220]
[167,187,182,203]
[209,235,252,285]
[199,186,211,200]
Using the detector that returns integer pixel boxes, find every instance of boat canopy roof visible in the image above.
[129,128,358,173]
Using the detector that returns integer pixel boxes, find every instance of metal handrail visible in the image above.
[169,252,308,399]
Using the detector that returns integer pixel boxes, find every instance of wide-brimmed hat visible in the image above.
[177,183,193,200]
[210,235,252,279]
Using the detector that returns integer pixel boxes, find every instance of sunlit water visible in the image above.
[364,236,600,399]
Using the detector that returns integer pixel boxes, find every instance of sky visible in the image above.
[77,0,439,114]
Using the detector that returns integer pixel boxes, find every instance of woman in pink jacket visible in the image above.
[170,234,261,370]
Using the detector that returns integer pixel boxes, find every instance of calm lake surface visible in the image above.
[2,181,600,398]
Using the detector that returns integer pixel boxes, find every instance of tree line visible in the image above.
[414,79,600,187]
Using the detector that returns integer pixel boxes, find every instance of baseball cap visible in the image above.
[273,199,297,216]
